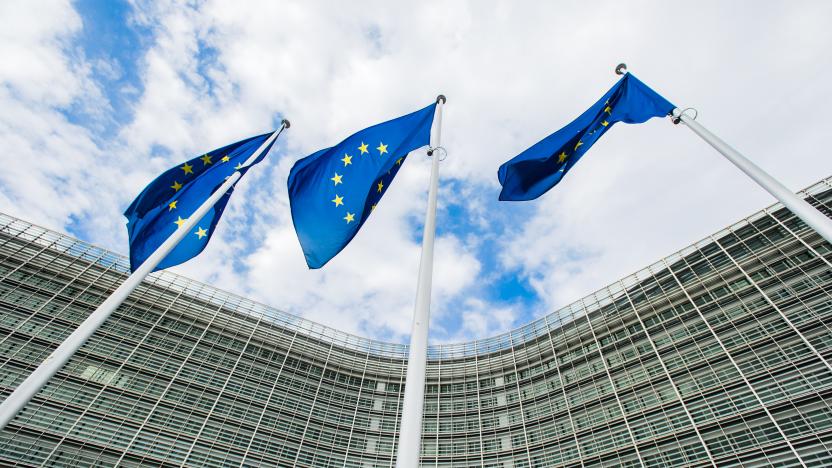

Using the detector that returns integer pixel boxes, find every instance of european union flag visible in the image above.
[125,132,276,272]
[498,73,674,201]
[288,103,437,269]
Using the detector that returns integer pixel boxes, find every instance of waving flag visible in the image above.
[125,133,276,271]
[498,73,674,201]
[288,103,437,268]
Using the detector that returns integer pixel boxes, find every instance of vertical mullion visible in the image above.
[39,280,190,464]
[507,334,533,467]
[0,247,116,361]
[290,342,334,467]
[390,351,407,468]
[544,313,585,467]
[660,258,808,467]
[434,351,440,466]
[339,347,370,468]
[179,312,265,466]
[711,233,832,373]
[577,298,645,467]
[472,346,484,466]
[614,282,716,466]
[237,329,298,467]
[112,293,228,466]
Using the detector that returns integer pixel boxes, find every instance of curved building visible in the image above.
[1,177,832,467]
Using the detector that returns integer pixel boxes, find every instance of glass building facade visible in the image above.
[2,177,832,467]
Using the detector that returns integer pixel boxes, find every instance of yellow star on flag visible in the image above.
[235,162,244,170]
[200,154,213,165]
[341,154,352,166]
[195,226,208,239]
[221,155,230,163]
[332,194,344,207]
[604,106,612,114]
[371,204,377,211]
[168,200,178,211]
[344,212,355,223]
[558,152,568,163]
[601,120,609,127]
[377,181,384,192]
[376,142,388,155]
[174,216,187,228]
[574,140,583,151]
[171,181,183,192]
[331,173,343,185]
[358,142,369,155]
[181,162,193,175]
[396,157,403,165]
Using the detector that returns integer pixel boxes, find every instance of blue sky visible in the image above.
[1,1,831,343]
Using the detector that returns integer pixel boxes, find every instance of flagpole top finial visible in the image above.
[615,63,628,75]
[281,119,291,129]
[436,95,446,104]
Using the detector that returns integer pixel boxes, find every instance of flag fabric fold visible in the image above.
[498,73,674,201]
[124,133,275,272]
[288,103,436,269]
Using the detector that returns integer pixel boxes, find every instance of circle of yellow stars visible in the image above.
[554,101,615,172]
[330,140,403,224]
[172,216,209,240]
[170,152,234,194]
[166,151,237,240]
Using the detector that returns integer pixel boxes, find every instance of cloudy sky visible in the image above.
[1,0,831,344]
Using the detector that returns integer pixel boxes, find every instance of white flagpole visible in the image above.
[672,109,832,245]
[395,95,445,468]
[612,63,832,246]
[0,121,288,430]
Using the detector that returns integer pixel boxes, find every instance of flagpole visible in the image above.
[672,109,832,245]
[611,63,832,245]
[0,121,288,430]
[395,95,445,468]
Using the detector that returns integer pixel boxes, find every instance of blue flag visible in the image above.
[288,103,436,269]
[498,73,674,201]
[125,132,276,272]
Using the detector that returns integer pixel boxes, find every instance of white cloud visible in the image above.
[432,298,520,345]
[0,0,122,245]
[0,1,83,105]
